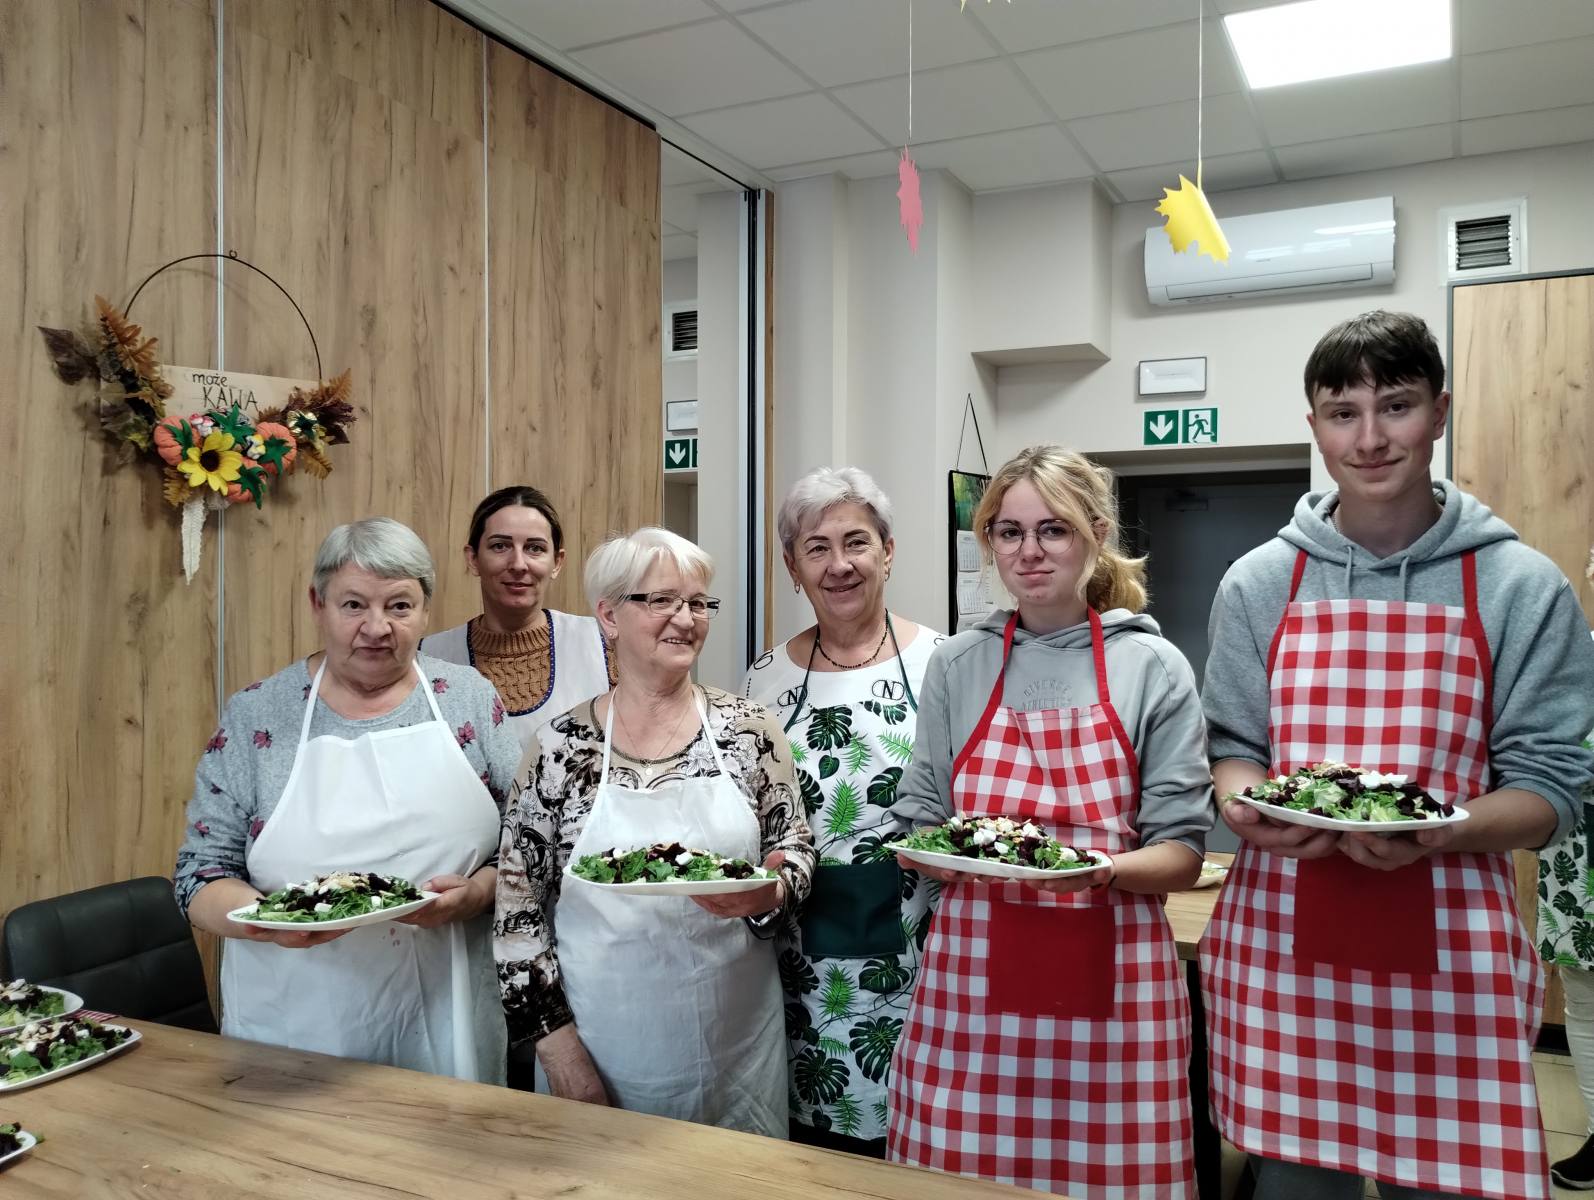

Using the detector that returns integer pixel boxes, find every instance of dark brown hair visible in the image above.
[1303,310,1446,406]
[467,485,563,552]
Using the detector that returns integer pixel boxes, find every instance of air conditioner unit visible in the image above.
[1144,196,1395,306]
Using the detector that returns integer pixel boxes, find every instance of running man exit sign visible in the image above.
[1143,407,1218,446]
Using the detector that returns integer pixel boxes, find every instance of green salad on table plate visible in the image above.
[1,1016,137,1090]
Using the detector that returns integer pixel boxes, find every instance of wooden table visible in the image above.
[1164,852,1232,960]
[0,1022,1051,1199]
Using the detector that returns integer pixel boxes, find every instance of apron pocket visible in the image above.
[987,898,1116,1019]
[1292,854,1439,975]
[799,862,907,959]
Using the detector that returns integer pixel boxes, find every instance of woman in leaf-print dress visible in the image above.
[744,467,943,1157]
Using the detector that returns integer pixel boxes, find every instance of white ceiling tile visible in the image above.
[1211,0,1287,10]
[1068,92,1262,172]
[714,0,789,9]
[1460,104,1594,155]
[573,21,809,115]
[486,0,716,51]
[767,148,903,182]
[912,125,1096,191]
[1460,37,1594,119]
[1274,123,1455,180]
[662,233,699,262]
[739,0,994,87]
[1459,0,1594,54]
[1107,149,1279,202]
[1015,21,1243,121]
[832,59,1049,144]
[1251,61,1456,146]
[970,0,1192,53]
[682,93,883,169]
[662,186,705,232]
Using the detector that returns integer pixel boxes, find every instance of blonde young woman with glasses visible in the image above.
[886,445,1213,1200]
[494,526,815,1137]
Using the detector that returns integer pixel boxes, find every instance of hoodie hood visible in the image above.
[1278,478,1518,600]
[972,606,1161,649]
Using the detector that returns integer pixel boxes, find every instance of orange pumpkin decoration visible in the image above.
[152,418,190,467]
[252,421,298,477]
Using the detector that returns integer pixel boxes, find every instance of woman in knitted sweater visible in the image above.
[424,486,616,754]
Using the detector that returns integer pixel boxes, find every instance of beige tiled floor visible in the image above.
[1215,1050,1592,1199]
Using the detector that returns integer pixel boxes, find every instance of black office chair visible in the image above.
[0,876,217,1033]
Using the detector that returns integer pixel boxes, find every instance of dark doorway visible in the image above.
[1117,470,1308,689]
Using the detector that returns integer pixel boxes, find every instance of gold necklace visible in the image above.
[612,690,695,762]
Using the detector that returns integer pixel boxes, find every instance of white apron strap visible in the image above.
[601,687,727,783]
[298,659,329,748]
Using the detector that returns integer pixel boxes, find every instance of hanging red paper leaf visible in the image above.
[897,147,923,253]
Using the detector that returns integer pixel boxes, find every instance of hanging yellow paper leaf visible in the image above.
[1155,175,1231,263]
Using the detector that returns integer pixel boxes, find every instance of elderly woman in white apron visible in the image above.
[495,526,816,1135]
[176,518,521,1081]
[423,485,614,756]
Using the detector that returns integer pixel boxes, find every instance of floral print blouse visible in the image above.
[173,654,521,913]
[494,685,816,1048]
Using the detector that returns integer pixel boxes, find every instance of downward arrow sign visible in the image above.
[668,443,686,465]
[1149,415,1175,439]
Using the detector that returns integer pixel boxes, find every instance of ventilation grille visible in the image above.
[666,304,698,358]
[1440,199,1527,283]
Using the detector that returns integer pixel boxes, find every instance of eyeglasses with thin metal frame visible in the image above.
[622,591,722,619]
[985,520,1076,557]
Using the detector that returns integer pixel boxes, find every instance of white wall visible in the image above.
[994,142,1594,489]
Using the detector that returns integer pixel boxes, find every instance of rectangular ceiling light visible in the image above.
[1224,0,1451,90]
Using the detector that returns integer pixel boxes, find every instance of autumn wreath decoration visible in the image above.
[40,295,356,581]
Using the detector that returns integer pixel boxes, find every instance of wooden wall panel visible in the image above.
[220,0,488,685]
[1453,271,1594,1029]
[0,0,218,919]
[486,42,662,617]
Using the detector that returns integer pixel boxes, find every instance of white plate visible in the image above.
[573,872,777,897]
[1234,794,1470,834]
[1192,864,1229,890]
[227,892,439,932]
[0,1129,36,1169]
[0,987,84,1036]
[894,846,1111,882]
[0,1026,141,1092]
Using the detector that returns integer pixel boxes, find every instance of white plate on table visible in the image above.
[1234,794,1470,834]
[1192,862,1229,890]
[0,1026,140,1093]
[227,893,438,933]
[0,987,83,1036]
[0,1129,37,1169]
[576,873,777,897]
[894,846,1111,882]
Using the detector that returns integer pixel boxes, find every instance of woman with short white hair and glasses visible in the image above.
[494,526,815,1137]
[743,466,943,1157]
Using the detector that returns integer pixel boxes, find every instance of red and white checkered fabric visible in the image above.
[889,610,1195,1199]
[1201,550,1550,1200]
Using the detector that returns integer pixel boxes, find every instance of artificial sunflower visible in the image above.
[178,430,245,494]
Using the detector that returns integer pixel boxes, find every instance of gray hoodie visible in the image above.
[1203,479,1594,842]
[890,609,1213,857]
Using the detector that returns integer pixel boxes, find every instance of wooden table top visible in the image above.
[0,1022,1048,1200]
[1164,852,1233,961]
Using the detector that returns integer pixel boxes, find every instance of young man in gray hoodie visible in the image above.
[1199,310,1594,1200]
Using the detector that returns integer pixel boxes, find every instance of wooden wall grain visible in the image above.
[0,0,663,997]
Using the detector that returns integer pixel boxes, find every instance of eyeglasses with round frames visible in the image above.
[985,520,1075,557]
[623,591,722,619]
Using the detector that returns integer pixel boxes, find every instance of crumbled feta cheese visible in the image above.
[313,902,333,914]
[1021,822,1041,839]
[972,828,997,846]
[1058,847,1079,864]
[948,815,965,829]
[1358,772,1408,789]
[370,896,383,908]
[993,841,1010,855]
[675,851,695,867]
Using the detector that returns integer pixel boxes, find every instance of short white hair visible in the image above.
[777,466,893,553]
[312,517,435,601]
[585,526,715,611]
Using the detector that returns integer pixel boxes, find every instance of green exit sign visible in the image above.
[664,436,698,471]
[1143,407,1219,446]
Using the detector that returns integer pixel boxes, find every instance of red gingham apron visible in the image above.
[888,610,1195,1199]
[1200,549,1549,1199]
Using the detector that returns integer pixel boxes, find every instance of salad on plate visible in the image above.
[232,871,425,924]
[2,1017,133,1085]
[0,982,68,1030]
[1229,762,1456,823]
[895,815,1103,873]
[572,843,771,885]
[0,1122,24,1157]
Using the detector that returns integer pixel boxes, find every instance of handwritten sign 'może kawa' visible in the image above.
[163,365,320,417]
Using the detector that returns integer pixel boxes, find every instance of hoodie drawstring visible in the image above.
[1343,545,1354,599]
[1398,555,1411,602]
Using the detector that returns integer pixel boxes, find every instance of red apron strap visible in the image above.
[1264,549,1311,677]
[1461,550,1495,740]
[1090,607,1142,799]
[952,611,1018,778]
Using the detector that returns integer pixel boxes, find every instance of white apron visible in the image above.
[555,693,787,1137]
[221,659,507,1083]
